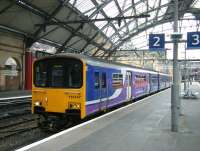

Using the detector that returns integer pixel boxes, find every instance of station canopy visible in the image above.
[0,0,199,58]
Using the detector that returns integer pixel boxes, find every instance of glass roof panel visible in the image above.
[69,0,95,14]
[103,26,115,37]
[148,0,158,9]
[95,21,108,29]
[96,0,104,5]
[161,0,170,6]
[133,0,141,4]
[135,2,147,15]
[148,10,157,21]
[124,9,134,16]
[84,7,97,16]
[122,1,132,10]
[128,21,136,31]
[103,1,119,17]
[117,0,126,9]
[93,13,108,29]
[192,0,200,8]
[113,20,125,29]
[119,27,127,36]
[67,0,192,47]
[138,18,146,25]
[158,6,168,19]
[111,35,120,43]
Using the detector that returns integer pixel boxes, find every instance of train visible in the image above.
[32,53,171,129]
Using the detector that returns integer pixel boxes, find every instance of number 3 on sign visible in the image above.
[187,32,200,49]
[192,34,200,45]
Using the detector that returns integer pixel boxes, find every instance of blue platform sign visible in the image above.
[149,34,165,51]
[187,32,200,49]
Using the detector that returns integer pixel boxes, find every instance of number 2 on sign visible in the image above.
[153,36,160,47]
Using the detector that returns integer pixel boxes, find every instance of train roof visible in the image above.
[37,53,169,75]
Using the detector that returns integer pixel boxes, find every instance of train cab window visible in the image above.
[34,58,83,88]
[94,72,100,89]
[35,63,47,87]
[51,64,65,87]
[69,63,82,88]
[102,73,106,88]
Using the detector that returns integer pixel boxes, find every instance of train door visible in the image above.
[94,71,101,105]
[126,71,132,100]
[94,71,107,111]
[100,72,108,110]
[149,73,152,93]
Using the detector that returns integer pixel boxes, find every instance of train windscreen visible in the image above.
[34,58,83,88]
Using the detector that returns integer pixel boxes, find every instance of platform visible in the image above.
[17,85,200,151]
[0,90,31,99]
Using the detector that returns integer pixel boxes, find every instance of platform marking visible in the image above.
[16,89,168,151]
[0,95,32,101]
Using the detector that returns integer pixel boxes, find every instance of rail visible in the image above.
[0,95,32,106]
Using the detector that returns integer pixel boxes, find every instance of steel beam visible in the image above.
[14,0,109,52]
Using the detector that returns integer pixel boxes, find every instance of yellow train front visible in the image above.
[32,53,171,130]
[32,54,86,129]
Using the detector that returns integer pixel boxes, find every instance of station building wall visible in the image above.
[0,33,25,91]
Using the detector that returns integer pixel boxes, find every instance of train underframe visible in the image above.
[34,106,81,131]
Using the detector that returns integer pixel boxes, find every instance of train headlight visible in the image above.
[34,101,41,106]
[69,102,81,109]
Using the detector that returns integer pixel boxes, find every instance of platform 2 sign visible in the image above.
[149,34,165,51]
[187,32,200,49]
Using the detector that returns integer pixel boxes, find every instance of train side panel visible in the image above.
[132,72,149,98]
[149,73,159,93]
[86,65,128,115]
[85,65,151,116]
[159,74,168,90]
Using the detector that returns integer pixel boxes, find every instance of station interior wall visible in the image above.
[0,33,25,91]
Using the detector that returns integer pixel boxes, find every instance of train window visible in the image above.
[69,63,82,88]
[94,72,100,89]
[51,64,65,87]
[112,73,123,88]
[102,73,106,88]
[135,74,147,87]
[34,58,83,88]
[35,63,47,87]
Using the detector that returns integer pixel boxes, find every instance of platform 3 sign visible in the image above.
[187,32,200,49]
[149,34,165,51]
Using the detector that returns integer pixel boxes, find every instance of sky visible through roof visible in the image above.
[69,0,171,45]
[68,0,200,59]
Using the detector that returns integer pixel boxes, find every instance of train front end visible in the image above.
[32,56,86,128]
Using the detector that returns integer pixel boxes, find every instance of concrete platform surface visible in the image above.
[17,86,200,151]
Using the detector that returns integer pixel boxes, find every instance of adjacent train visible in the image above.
[32,53,171,128]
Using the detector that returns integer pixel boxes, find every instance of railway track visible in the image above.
[0,96,40,151]
[0,96,32,120]
[0,112,55,151]
[0,96,34,138]
[0,115,39,138]
[0,96,31,106]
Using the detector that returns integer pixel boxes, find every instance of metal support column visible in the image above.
[171,0,180,132]
[184,43,187,92]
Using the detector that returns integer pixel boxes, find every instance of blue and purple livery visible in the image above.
[32,53,171,121]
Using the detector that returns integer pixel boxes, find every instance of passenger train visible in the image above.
[32,53,171,129]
